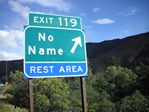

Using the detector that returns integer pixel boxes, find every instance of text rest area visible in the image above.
[24,62,87,78]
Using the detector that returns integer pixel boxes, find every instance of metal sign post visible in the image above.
[29,79,34,112]
[80,77,87,112]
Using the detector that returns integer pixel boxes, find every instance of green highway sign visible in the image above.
[24,13,88,78]
[25,26,86,61]
[24,26,87,78]
[29,12,82,29]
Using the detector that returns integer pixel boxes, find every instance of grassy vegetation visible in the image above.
[0,101,28,112]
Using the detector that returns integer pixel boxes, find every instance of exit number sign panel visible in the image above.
[29,13,82,29]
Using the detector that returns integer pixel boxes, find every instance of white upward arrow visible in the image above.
[70,36,82,54]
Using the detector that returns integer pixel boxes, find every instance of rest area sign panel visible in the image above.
[24,26,87,78]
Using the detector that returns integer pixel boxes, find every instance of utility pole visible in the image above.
[5,61,7,82]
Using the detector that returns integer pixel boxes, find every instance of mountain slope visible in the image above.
[87,32,149,73]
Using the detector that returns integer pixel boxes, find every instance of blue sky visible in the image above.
[0,0,149,60]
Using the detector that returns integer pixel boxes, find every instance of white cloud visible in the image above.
[92,18,115,25]
[0,30,24,48]
[8,0,30,19]
[0,30,24,60]
[117,7,138,16]
[18,0,71,12]
[11,30,24,45]
[0,30,17,47]
[0,50,22,60]
[92,7,100,12]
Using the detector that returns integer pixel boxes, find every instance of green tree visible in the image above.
[4,71,29,108]
[104,66,137,100]
[34,92,49,112]
[96,91,115,112]
[4,71,70,112]
[119,90,149,112]
[66,77,82,111]
[135,64,149,96]
[33,78,70,112]
[109,56,121,66]
[0,101,28,112]
[86,65,143,111]
[87,74,115,112]
[87,75,99,112]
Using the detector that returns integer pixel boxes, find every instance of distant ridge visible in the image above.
[86,32,149,73]
[0,59,23,83]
